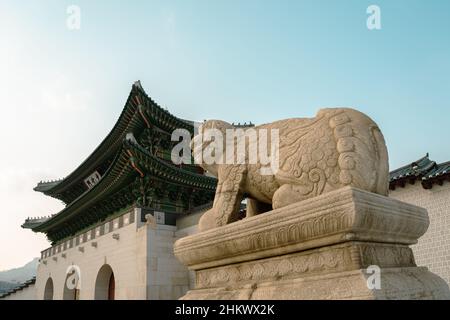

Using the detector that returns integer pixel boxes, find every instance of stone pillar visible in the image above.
[174,187,450,300]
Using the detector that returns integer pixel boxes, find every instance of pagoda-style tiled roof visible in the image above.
[0,277,36,299]
[29,138,138,237]
[34,81,193,204]
[26,134,217,243]
[389,154,450,190]
[422,161,450,181]
[127,139,217,190]
[26,82,217,243]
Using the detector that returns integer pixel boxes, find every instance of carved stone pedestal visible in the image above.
[174,187,450,300]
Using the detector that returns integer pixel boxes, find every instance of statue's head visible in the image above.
[191,120,233,177]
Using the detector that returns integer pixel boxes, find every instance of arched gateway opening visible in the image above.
[94,264,115,300]
[43,277,54,300]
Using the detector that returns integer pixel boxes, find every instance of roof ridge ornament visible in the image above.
[125,132,137,144]
[133,80,143,90]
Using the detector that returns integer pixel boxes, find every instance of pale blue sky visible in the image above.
[0,0,449,269]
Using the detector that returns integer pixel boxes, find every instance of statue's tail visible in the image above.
[369,124,389,195]
[327,108,389,196]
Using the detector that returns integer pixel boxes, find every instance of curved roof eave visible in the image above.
[125,139,217,190]
[34,82,145,198]
[32,142,136,232]
[32,138,217,234]
[34,81,194,200]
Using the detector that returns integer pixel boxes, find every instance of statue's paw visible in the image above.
[272,184,311,209]
[198,208,218,232]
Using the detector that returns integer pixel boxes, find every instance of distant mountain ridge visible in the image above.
[0,258,39,284]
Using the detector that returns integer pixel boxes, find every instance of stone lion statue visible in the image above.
[192,108,389,232]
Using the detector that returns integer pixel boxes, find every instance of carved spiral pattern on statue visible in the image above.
[195,244,415,289]
[273,108,387,203]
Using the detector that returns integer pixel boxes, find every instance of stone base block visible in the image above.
[182,266,450,300]
[174,187,450,300]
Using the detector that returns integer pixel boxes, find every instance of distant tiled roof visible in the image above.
[389,154,450,190]
[422,161,450,181]
[0,277,36,299]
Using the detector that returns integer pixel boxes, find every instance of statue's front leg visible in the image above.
[198,165,246,232]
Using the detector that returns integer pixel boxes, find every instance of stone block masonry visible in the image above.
[35,207,194,300]
[390,182,450,286]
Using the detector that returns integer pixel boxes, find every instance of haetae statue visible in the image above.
[192,108,389,231]
[176,107,450,300]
